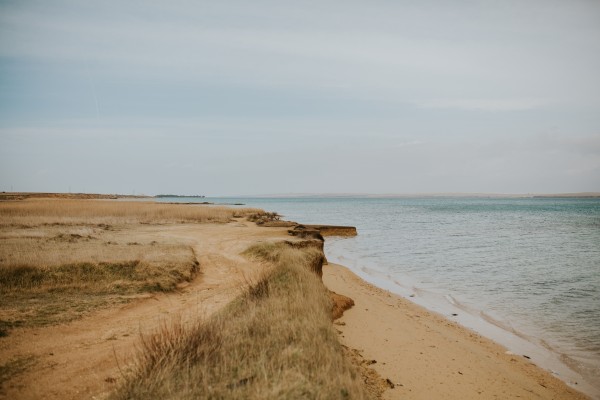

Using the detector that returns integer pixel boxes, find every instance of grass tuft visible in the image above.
[0,356,36,387]
[246,212,281,225]
[111,244,373,399]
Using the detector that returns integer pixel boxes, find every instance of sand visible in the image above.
[0,219,592,399]
[323,262,591,400]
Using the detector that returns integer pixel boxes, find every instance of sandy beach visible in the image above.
[324,262,590,399]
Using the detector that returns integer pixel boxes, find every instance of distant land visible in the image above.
[1,192,599,201]
[0,192,151,201]
[243,192,600,199]
[0,193,208,201]
[155,194,206,198]
[530,192,600,198]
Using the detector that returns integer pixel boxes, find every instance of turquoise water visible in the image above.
[160,196,600,395]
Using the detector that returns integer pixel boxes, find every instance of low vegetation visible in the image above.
[0,239,197,331]
[246,211,281,225]
[112,242,378,399]
[0,356,36,388]
[0,199,267,333]
[0,199,263,226]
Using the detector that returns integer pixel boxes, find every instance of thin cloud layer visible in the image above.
[0,0,599,195]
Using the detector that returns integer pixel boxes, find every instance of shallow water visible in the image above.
[160,196,600,396]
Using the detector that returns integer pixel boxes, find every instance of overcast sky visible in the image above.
[1,0,599,196]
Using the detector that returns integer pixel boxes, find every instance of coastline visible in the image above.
[323,261,593,399]
[1,196,595,399]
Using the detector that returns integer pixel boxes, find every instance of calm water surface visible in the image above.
[161,196,600,395]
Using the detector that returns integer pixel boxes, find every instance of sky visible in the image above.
[1,0,599,196]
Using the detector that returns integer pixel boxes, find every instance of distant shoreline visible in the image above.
[2,191,599,202]
[0,192,151,201]
[154,194,206,198]
[239,192,600,199]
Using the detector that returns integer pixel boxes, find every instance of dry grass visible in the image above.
[0,199,264,226]
[0,199,267,333]
[0,228,198,332]
[111,243,377,399]
[0,356,36,389]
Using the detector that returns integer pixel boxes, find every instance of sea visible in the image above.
[159,196,600,397]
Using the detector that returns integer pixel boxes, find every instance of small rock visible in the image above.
[102,330,118,340]
[523,355,531,359]
[386,378,395,389]
[451,313,458,317]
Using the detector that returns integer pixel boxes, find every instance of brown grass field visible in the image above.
[0,198,260,226]
[0,199,264,332]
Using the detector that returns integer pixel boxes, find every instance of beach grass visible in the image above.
[111,242,379,399]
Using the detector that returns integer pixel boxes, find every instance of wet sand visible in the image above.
[323,262,591,400]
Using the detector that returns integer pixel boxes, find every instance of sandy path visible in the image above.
[0,219,287,400]
[323,262,590,400]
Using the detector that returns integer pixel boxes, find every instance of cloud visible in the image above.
[1,0,599,194]
[414,98,554,112]
[393,140,425,148]
[3,0,598,104]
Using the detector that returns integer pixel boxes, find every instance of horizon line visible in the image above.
[3,191,600,199]
[217,192,600,199]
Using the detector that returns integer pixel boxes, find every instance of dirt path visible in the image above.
[0,219,287,400]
